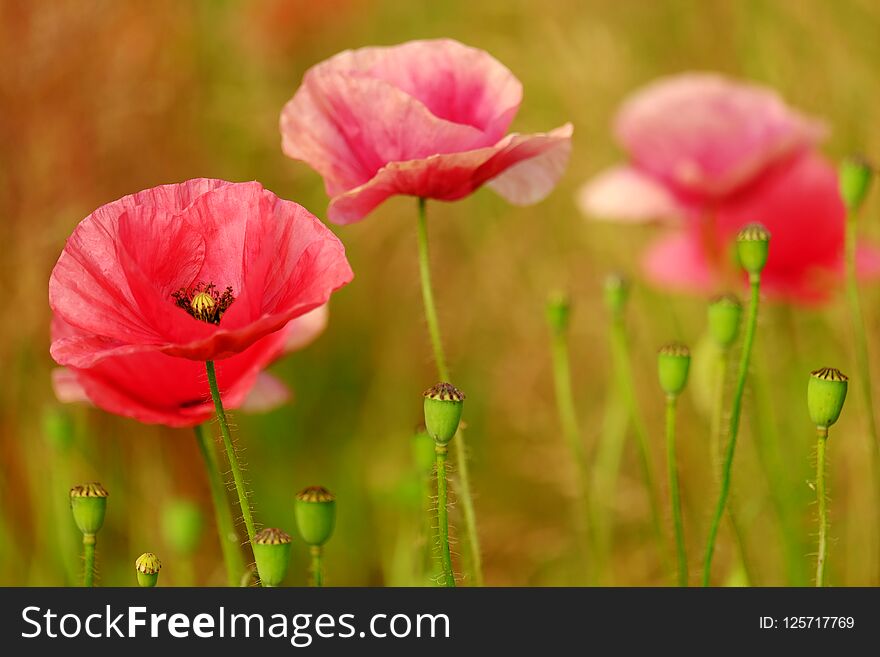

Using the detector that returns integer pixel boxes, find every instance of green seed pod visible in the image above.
[604,272,630,317]
[161,499,204,556]
[423,382,465,445]
[43,406,74,451]
[808,367,848,430]
[658,343,691,397]
[295,486,337,547]
[412,428,436,476]
[135,552,161,588]
[252,528,292,587]
[839,156,873,212]
[736,223,771,276]
[707,294,742,349]
[545,291,570,335]
[70,482,108,536]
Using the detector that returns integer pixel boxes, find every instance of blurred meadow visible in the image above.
[3,0,880,586]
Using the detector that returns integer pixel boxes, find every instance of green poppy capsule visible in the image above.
[252,528,292,587]
[545,291,571,335]
[295,486,337,547]
[658,343,691,397]
[604,273,630,317]
[70,482,108,536]
[707,294,742,349]
[423,382,465,446]
[808,367,848,430]
[736,223,771,276]
[839,156,873,212]
[135,552,161,588]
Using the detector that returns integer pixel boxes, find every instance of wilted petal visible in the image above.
[576,165,685,223]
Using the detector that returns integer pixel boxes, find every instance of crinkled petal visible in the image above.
[327,124,573,224]
[615,73,826,197]
[576,165,686,223]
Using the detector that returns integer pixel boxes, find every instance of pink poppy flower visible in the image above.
[51,305,328,427]
[49,179,353,370]
[280,38,573,223]
[578,73,877,303]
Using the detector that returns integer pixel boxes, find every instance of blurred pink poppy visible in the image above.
[51,305,328,427]
[578,73,877,303]
[280,38,573,223]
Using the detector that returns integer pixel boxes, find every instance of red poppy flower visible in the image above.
[578,73,879,303]
[280,38,573,223]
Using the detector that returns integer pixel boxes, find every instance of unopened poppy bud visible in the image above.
[423,382,465,445]
[545,291,570,335]
[808,367,848,430]
[658,343,691,397]
[253,528,292,587]
[708,294,742,349]
[70,482,108,536]
[161,499,204,556]
[736,223,771,276]
[604,273,630,316]
[412,429,436,476]
[135,552,161,587]
[295,486,336,547]
[839,156,873,212]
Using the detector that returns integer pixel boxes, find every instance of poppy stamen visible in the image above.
[172,282,235,325]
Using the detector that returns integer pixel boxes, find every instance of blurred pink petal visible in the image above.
[642,232,716,293]
[857,245,880,278]
[576,165,685,222]
[240,373,290,413]
[51,368,90,404]
[284,304,329,354]
[281,39,571,223]
[615,73,826,198]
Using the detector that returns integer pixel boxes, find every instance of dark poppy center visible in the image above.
[172,282,235,325]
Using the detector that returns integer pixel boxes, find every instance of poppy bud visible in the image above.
[808,367,848,430]
[423,382,465,445]
[70,482,108,536]
[839,156,873,212]
[161,499,204,556]
[412,428,436,476]
[708,294,742,349]
[135,552,161,587]
[253,528,292,587]
[604,273,630,316]
[736,223,771,276]
[658,343,691,397]
[295,486,337,547]
[545,291,570,335]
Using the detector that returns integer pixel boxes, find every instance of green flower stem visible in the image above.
[416,198,483,586]
[435,445,456,587]
[310,546,325,587]
[665,396,688,586]
[844,206,880,582]
[205,361,259,580]
[82,535,96,587]
[194,424,246,586]
[549,315,592,579]
[610,313,667,575]
[702,275,761,586]
[816,427,829,587]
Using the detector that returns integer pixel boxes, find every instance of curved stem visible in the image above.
[416,198,482,585]
[610,313,667,576]
[435,445,456,587]
[310,545,325,587]
[82,535,95,587]
[205,361,258,564]
[702,275,761,586]
[816,427,829,587]
[665,396,688,586]
[194,424,245,586]
[845,208,880,582]
[549,317,592,580]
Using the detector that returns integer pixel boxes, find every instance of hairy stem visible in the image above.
[816,427,829,587]
[82,535,95,587]
[416,198,482,585]
[435,445,455,587]
[702,275,761,586]
[665,396,688,586]
[205,360,260,584]
[194,424,245,586]
[310,545,325,587]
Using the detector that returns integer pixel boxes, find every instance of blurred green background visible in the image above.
[2,0,880,586]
